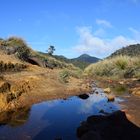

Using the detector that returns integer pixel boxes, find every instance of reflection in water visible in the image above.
[0,107,30,127]
[0,87,122,140]
[78,88,120,114]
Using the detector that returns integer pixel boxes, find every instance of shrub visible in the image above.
[84,55,140,79]
[59,68,83,83]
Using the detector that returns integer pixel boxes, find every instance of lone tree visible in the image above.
[47,45,55,55]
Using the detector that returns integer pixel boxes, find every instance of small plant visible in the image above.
[59,69,83,83]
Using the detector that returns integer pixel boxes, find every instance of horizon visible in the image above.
[0,0,140,58]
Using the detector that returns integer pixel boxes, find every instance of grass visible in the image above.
[0,61,27,73]
[59,68,83,83]
[84,55,140,79]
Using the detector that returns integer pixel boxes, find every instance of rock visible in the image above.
[130,87,140,96]
[81,131,101,140]
[77,111,140,140]
[95,91,98,94]
[78,94,89,100]
[107,95,115,102]
[103,88,111,94]
[119,81,124,85]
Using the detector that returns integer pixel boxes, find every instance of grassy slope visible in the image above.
[84,55,140,79]
[85,44,140,79]
[0,37,91,111]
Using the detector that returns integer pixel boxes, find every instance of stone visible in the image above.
[103,88,111,94]
[77,111,140,140]
[107,95,115,102]
[78,94,89,100]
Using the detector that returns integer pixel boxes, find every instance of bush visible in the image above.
[59,69,83,83]
[84,55,140,79]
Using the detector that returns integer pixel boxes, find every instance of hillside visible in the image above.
[71,54,100,69]
[52,54,100,69]
[0,37,91,112]
[109,44,140,57]
[72,54,100,63]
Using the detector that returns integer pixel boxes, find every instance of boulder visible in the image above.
[77,111,140,140]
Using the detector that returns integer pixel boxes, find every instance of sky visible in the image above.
[0,0,140,58]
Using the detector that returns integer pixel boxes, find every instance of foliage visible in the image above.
[59,68,83,83]
[47,45,55,55]
[53,54,100,69]
[0,37,31,60]
[109,44,140,58]
[84,55,140,79]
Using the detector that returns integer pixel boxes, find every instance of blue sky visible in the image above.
[0,0,140,58]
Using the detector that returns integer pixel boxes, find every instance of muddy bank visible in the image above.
[92,77,140,96]
[91,78,140,127]
[0,71,91,112]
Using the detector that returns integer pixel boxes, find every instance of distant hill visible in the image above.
[109,44,140,58]
[53,54,100,69]
[72,54,100,63]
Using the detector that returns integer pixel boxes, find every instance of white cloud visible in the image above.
[74,26,140,58]
[129,27,140,40]
[94,28,106,37]
[96,19,113,28]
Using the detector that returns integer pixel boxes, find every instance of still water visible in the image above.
[0,87,122,140]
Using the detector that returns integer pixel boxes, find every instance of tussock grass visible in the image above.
[84,55,140,79]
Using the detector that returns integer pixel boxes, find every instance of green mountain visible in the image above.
[53,54,100,69]
[72,54,100,63]
[109,44,140,57]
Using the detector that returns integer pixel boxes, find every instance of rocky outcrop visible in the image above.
[77,111,140,140]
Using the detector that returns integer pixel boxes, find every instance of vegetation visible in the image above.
[53,54,100,69]
[109,44,140,58]
[84,55,140,79]
[0,37,31,60]
[0,61,27,72]
[59,68,83,83]
[0,37,80,70]
[47,45,55,55]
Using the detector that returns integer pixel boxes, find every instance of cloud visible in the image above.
[96,19,113,28]
[74,26,140,58]
[129,27,140,40]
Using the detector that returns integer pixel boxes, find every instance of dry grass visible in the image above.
[84,55,140,79]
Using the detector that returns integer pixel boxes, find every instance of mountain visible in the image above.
[109,44,140,58]
[72,54,100,63]
[53,54,100,69]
